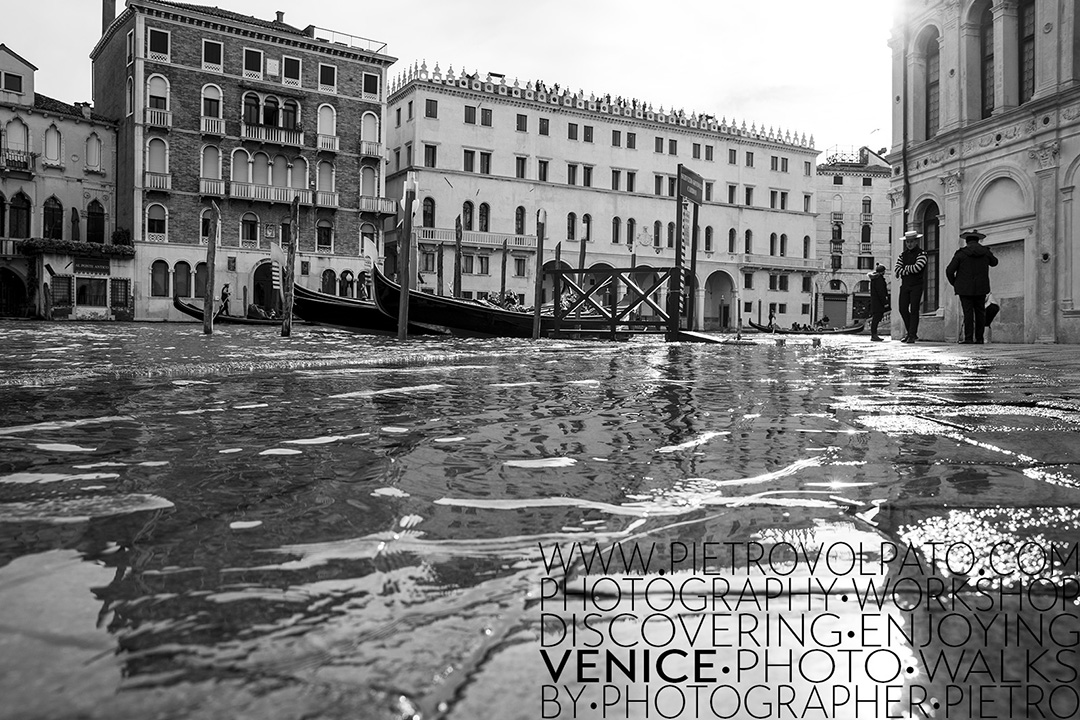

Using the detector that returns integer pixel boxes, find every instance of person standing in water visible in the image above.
[894,230,926,343]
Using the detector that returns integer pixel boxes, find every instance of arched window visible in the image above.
[479,203,490,232]
[317,161,334,192]
[126,77,134,116]
[200,208,215,244]
[0,193,5,236]
[653,221,662,247]
[423,197,436,228]
[148,75,169,110]
[147,137,168,174]
[728,228,737,253]
[87,200,105,244]
[263,96,279,126]
[705,226,713,253]
[925,28,941,139]
[201,145,220,179]
[271,155,288,187]
[360,166,376,197]
[979,4,995,118]
[744,229,752,254]
[462,201,474,231]
[803,235,811,258]
[780,234,788,256]
[241,212,259,244]
[282,100,298,130]
[291,157,308,189]
[321,268,337,294]
[862,197,872,214]
[194,262,208,298]
[151,260,170,297]
[567,212,576,241]
[516,206,526,235]
[666,222,675,248]
[202,84,222,118]
[770,233,778,256]
[582,214,591,241]
[861,225,871,244]
[5,118,28,153]
[174,261,192,298]
[243,92,260,125]
[339,269,354,297]
[251,152,270,185]
[1018,0,1035,104]
[42,197,63,240]
[361,112,379,143]
[44,125,62,164]
[231,149,250,183]
[316,219,333,251]
[9,192,30,238]
[921,201,941,312]
[627,218,636,245]
[612,216,621,244]
[318,104,336,137]
[832,223,843,241]
[146,203,167,242]
[361,223,376,257]
[86,133,102,170]
[857,280,870,293]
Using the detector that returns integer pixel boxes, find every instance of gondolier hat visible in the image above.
[902,230,922,241]
[960,229,986,241]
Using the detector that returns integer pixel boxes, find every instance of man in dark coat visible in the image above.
[894,230,927,343]
[869,264,889,341]
[946,229,998,344]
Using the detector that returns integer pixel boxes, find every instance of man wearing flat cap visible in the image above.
[946,229,998,344]
[894,230,927,343]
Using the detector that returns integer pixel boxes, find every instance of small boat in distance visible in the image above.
[747,320,867,335]
[292,283,448,336]
[173,296,283,326]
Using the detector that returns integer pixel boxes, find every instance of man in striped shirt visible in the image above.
[894,230,927,343]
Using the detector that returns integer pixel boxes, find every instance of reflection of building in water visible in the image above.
[889,0,1080,343]
[815,147,892,328]
[384,62,820,331]
[0,44,127,320]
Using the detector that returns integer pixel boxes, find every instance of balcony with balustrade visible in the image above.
[145,231,167,243]
[318,134,339,152]
[0,149,35,174]
[201,116,226,136]
[315,191,339,208]
[359,140,383,158]
[200,178,226,197]
[738,253,821,271]
[240,123,304,148]
[359,195,398,214]
[413,227,537,250]
[229,182,311,205]
[144,108,172,128]
[144,172,172,191]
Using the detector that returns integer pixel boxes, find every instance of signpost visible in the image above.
[669,165,703,336]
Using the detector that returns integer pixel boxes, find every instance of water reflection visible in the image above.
[0,322,1078,719]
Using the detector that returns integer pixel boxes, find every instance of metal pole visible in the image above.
[500,237,508,298]
[531,209,546,339]
[281,196,299,337]
[397,174,418,340]
[689,202,700,330]
[202,200,220,335]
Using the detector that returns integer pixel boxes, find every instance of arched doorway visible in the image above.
[252,262,279,314]
[704,271,735,329]
[0,268,28,317]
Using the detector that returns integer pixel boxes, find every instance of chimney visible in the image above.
[102,0,117,34]
[276,11,284,23]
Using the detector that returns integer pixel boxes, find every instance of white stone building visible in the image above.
[384,62,821,331]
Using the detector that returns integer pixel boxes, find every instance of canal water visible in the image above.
[1,321,1078,720]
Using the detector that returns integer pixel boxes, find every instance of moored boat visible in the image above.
[747,320,866,335]
[292,283,447,336]
[173,296,283,326]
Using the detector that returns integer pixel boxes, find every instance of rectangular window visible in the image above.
[668,139,677,155]
[516,113,527,131]
[462,255,474,274]
[857,256,875,270]
[805,161,812,176]
[804,194,812,212]
[515,258,526,276]
[655,175,664,195]
[480,152,491,175]
[395,107,402,127]
[770,191,778,209]
[538,159,549,181]
[769,275,778,290]
[283,56,301,85]
[394,148,401,170]
[567,164,578,185]
[568,123,578,140]
[424,144,437,168]
[481,108,492,126]
[76,278,108,307]
[126,30,134,63]
[407,101,413,119]
[779,276,789,291]
[515,156,527,178]
[363,73,379,97]
[464,105,476,124]
[729,149,737,164]
[612,130,621,146]
[463,149,475,172]
[626,172,636,192]
[802,303,811,315]
[693,143,701,159]
[405,144,413,166]
[539,117,549,135]
[744,273,753,289]
[478,256,490,274]
[422,252,436,273]
[780,192,788,210]
[319,63,337,92]
[745,187,754,206]
[802,277,812,292]
[654,136,664,153]
[833,175,844,185]
[863,177,873,187]
[148,28,170,60]
[110,278,131,309]
[244,48,263,79]
[611,169,621,190]
[627,132,636,149]
[667,177,676,197]
[584,126,593,143]
[705,145,714,161]
[781,158,789,172]
[778,303,787,314]
[582,166,592,187]
[425,98,438,118]
[728,185,737,204]
[745,151,754,167]
[202,40,223,71]
[705,182,713,202]
[771,156,779,171]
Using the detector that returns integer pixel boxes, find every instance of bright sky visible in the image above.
[9,0,896,158]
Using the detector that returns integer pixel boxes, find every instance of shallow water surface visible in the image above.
[1,322,1079,719]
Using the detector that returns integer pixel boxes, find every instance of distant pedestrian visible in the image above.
[869,264,889,341]
[946,229,998,344]
[218,283,231,317]
[894,230,927,343]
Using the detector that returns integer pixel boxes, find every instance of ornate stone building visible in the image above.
[90,0,397,320]
[889,0,1080,342]
[384,62,821,331]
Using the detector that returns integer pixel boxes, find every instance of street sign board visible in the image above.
[678,166,704,205]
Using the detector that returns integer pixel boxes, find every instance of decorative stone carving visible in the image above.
[888,188,905,208]
[1029,140,1060,170]
[939,169,963,194]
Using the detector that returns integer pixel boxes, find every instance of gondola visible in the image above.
[173,296,283,326]
[747,320,867,335]
[370,266,614,338]
[292,283,448,336]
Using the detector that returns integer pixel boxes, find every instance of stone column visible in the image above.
[939,170,965,342]
[941,3,962,132]
[1033,0,1060,99]
[960,20,983,123]
[1061,185,1075,312]
[993,0,1020,112]
[693,286,706,332]
[1029,140,1060,341]
[887,187,906,339]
